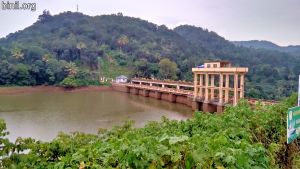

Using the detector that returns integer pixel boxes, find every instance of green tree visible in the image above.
[45,59,68,84]
[65,62,79,76]
[76,41,86,60]
[42,54,50,62]
[38,10,52,23]
[60,76,78,88]
[0,119,11,159]
[14,64,32,85]
[158,58,178,80]
[0,60,15,85]
[117,35,129,51]
[11,48,24,60]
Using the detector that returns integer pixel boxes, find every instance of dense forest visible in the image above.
[1,94,299,168]
[0,11,299,99]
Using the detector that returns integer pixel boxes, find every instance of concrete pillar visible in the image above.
[205,73,209,102]
[133,88,139,95]
[154,91,162,100]
[199,74,203,98]
[233,73,238,106]
[203,102,210,112]
[193,73,198,100]
[168,93,176,103]
[217,104,224,113]
[177,85,180,90]
[162,84,165,88]
[225,74,229,103]
[219,74,223,103]
[211,74,215,99]
[203,102,218,113]
[240,74,245,99]
[126,86,130,93]
[143,90,149,97]
[192,101,199,111]
[150,83,152,86]
[139,82,142,85]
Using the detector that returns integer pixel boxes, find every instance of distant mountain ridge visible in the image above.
[232,40,300,55]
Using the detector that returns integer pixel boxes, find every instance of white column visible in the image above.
[199,74,203,97]
[240,74,244,99]
[211,74,215,99]
[205,73,209,102]
[225,74,229,103]
[233,73,238,106]
[219,74,223,103]
[193,73,197,99]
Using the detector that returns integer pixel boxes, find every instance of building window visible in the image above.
[207,64,211,68]
[213,64,217,68]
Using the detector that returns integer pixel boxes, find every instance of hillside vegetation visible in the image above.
[0,94,299,168]
[0,11,299,99]
[233,40,300,56]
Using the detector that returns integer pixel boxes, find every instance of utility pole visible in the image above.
[77,4,79,12]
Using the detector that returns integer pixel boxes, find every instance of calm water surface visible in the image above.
[0,90,192,141]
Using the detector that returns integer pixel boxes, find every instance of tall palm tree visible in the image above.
[12,48,24,60]
[65,62,78,76]
[76,41,86,60]
[42,54,50,62]
[117,35,129,52]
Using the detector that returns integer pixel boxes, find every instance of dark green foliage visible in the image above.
[0,60,15,85]
[60,76,79,88]
[60,70,100,88]
[14,64,32,85]
[0,12,299,99]
[134,59,157,78]
[37,10,52,23]
[0,94,299,168]
[158,58,178,80]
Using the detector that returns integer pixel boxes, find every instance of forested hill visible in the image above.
[0,11,299,99]
[232,40,300,56]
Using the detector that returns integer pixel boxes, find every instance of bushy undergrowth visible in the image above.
[0,94,299,168]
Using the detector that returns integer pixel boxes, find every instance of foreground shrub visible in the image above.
[0,94,299,168]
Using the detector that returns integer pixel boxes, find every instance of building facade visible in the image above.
[115,75,128,83]
[192,61,248,112]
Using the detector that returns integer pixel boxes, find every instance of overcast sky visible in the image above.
[0,0,299,46]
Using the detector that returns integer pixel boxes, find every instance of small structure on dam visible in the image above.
[112,60,248,113]
[192,60,248,112]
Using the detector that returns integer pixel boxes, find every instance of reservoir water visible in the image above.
[0,90,192,141]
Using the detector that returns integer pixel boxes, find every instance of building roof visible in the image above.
[116,75,128,79]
